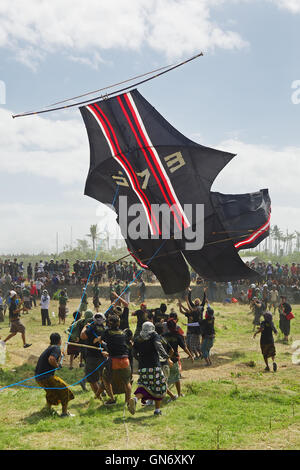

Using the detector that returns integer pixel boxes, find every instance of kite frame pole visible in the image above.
[12,52,204,118]
[67,341,102,351]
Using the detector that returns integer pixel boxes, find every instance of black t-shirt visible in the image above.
[134,309,148,329]
[85,324,106,358]
[260,321,277,345]
[199,318,215,338]
[163,332,186,362]
[35,345,61,380]
[101,329,129,357]
[185,309,202,335]
[9,299,19,321]
[154,308,168,324]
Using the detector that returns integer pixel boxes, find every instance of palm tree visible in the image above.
[272,225,280,255]
[86,224,100,251]
[288,233,296,254]
[295,231,300,252]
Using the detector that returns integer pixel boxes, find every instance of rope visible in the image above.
[12,52,203,118]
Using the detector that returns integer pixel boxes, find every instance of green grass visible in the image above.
[0,298,299,450]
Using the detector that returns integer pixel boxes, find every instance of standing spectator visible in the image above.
[58,290,68,325]
[138,279,146,302]
[35,278,43,297]
[92,282,101,312]
[0,290,4,322]
[40,289,51,326]
[22,285,31,312]
[27,263,33,281]
[269,286,279,314]
[279,296,293,343]
[79,288,88,313]
[30,281,38,307]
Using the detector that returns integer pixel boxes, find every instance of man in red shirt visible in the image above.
[30,281,38,308]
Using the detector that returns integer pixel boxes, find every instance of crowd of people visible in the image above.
[1,273,295,419]
[1,283,217,417]
[0,257,155,289]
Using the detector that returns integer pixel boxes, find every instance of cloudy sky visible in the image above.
[0,0,299,254]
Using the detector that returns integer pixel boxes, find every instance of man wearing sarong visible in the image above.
[128,322,170,416]
[163,319,193,399]
[98,314,133,407]
[279,296,293,343]
[80,312,108,399]
[35,332,74,417]
[4,291,31,348]
[58,290,68,325]
[253,312,278,372]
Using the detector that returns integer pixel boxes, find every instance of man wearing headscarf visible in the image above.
[128,322,170,416]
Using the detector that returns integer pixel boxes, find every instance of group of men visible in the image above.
[34,285,217,417]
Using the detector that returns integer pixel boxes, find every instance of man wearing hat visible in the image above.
[3,291,31,348]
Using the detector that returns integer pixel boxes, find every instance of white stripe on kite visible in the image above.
[126,92,191,229]
[86,105,156,235]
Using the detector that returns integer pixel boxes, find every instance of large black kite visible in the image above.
[80,90,270,294]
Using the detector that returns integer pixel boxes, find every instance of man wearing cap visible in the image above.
[3,291,31,348]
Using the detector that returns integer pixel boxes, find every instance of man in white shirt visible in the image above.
[40,289,51,326]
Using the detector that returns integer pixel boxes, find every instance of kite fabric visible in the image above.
[80,89,271,295]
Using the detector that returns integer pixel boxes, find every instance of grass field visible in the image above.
[0,296,299,450]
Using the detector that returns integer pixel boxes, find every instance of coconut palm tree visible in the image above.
[86,224,100,251]
[295,231,300,252]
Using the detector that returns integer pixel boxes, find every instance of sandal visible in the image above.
[104,399,117,406]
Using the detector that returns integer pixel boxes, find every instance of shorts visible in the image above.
[10,319,25,334]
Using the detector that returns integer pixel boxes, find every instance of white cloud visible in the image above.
[0,0,249,69]
[0,108,89,184]
[212,138,300,229]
